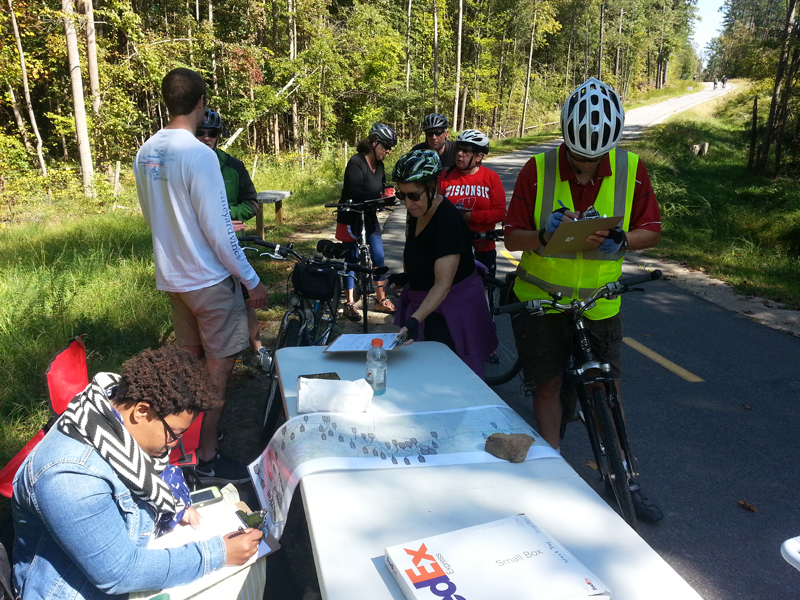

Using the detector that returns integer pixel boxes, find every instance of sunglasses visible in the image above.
[396,190,427,202]
[426,129,447,137]
[160,416,185,444]
[456,146,476,155]
[196,129,220,139]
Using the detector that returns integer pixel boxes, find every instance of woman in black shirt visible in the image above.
[336,123,398,320]
[391,150,497,379]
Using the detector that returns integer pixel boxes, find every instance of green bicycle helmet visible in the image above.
[392,149,443,183]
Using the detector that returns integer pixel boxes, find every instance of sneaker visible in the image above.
[196,453,251,485]
[343,302,360,321]
[255,347,272,372]
[629,479,664,522]
[487,351,500,364]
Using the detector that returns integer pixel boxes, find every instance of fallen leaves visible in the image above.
[586,461,598,471]
[739,500,757,512]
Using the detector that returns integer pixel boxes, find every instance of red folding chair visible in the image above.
[0,336,88,498]
[0,338,206,496]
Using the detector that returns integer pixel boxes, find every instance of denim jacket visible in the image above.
[12,427,226,599]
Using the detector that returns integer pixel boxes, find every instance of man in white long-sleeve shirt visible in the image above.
[134,68,269,484]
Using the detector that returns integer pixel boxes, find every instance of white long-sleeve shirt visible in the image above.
[134,129,260,293]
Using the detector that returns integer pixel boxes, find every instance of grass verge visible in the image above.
[627,80,800,307]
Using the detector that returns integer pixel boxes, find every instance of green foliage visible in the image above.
[630,87,800,307]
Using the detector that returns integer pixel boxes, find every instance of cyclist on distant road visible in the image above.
[392,150,497,379]
[504,77,663,522]
[336,123,397,320]
[713,76,718,90]
[411,113,458,169]
[196,109,269,371]
[438,129,506,277]
[722,75,727,89]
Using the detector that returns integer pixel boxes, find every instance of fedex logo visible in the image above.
[403,543,466,600]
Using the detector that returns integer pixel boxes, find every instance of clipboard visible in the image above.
[540,216,623,255]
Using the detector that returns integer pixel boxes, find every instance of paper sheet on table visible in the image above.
[325,333,399,352]
[248,405,561,540]
[297,377,373,413]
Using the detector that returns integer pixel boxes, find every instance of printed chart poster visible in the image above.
[247,405,560,540]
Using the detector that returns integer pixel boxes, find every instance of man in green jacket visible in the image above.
[197,109,269,370]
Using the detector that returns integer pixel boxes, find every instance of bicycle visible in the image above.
[472,229,522,387]
[239,236,387,439]
[324,197,394,334]
[494,269,663,528]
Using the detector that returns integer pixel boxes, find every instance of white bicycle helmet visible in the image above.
[456,129,490,153]
[561,78,625,158]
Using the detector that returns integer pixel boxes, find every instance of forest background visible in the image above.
[2,0,800,486]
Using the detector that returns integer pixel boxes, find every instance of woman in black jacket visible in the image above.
[336,123,398,320]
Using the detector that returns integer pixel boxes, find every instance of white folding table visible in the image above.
[275,342,703,600]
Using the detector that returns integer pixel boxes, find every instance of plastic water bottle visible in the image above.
[366,338,387,395]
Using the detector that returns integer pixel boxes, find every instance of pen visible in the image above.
[558,200,567,209]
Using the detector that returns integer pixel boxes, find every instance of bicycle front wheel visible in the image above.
[483,278,521,386]
[593,386,636,528]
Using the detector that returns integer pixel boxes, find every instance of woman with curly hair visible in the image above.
[12,345,263,600]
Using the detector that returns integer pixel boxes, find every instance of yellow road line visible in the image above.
[499,249,519,266]
[622,337,704,382]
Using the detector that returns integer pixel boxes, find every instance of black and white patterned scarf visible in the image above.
[57,373,185,523]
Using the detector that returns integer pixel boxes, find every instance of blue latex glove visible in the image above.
[545,210,565,234]
[597,234,624,254]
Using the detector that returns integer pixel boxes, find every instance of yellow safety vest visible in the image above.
[513,146,638,320]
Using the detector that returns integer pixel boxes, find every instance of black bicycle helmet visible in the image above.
[202,109,223,130]
[392,149,443,183]
[561,78,624,158]
[456,129,490,153]
[368,123,398,149]
[421,113,449,131]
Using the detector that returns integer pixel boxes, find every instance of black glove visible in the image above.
[403,317,419,341]
[387,273,409,288]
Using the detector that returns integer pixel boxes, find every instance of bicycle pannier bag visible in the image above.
[292,261,338,300]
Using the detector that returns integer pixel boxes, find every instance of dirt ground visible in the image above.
[219,297,400,599]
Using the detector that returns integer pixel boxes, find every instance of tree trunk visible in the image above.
[614,8,623,80]
[598,0,605,79]
[288,0,298,148]
[433,0,439,112]
[453,0,463,131]
[271,0,277,47]
[63,0,93,195]
[584,11,589,82]
[519,11,537,138]
[209,0,216,92]
[8,0,47,174]
[757,0,797,172]
[773,45,800,174]
[79,0,100,115]
[459,86,468,130]
[657,2,666,89]
[405,0,412,92]
[7,84,33,152]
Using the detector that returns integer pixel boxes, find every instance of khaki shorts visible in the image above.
[512,310,623,383]
[167,276,249,359]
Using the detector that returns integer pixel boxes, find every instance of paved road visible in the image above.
[381,82,800,600]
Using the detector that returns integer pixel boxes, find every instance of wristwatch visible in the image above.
[538,229,548,247]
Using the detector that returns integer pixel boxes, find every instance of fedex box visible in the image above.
[384,514,611,600]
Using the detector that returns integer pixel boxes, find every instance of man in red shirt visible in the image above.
[504,78,663,522]
[438,129,506,276]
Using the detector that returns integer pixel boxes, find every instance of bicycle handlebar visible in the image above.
[324,197,396,212]
[493,270,662,316]
[239,236,387,277]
